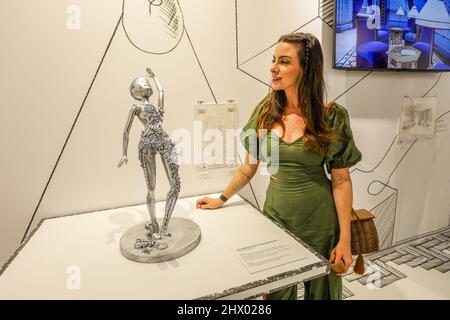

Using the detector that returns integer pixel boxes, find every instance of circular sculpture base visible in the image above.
[120,217,201,263]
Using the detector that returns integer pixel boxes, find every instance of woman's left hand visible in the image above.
[333,240,353,276]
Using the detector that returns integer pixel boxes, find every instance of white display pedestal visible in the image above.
[0,194,329,299]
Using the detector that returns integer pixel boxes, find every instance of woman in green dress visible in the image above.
[196,32,362,300]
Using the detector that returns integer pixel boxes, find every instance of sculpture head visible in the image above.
[130,77,153,101]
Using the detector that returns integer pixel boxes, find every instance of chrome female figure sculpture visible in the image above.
[119,68,180,246]
[118,68,200,263]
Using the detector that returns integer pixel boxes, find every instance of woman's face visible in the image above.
[270,42,302,92]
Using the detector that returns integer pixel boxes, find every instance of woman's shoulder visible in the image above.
[325,102,351,127]
[325,102,349,119]
[241,96,270,132]
[254,96,270,114]
[245,96,270,122]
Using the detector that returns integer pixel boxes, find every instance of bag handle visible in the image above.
[351,208,375,221]
[351,208,361,221]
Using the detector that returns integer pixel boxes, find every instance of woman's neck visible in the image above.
[284,88,301,115]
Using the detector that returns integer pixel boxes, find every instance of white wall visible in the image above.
[1,0,449,266]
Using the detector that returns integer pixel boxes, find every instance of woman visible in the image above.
[196,33,362,300]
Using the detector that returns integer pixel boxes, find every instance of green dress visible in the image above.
[240,100,362,300]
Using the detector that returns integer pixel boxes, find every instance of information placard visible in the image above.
[234,239,308,274]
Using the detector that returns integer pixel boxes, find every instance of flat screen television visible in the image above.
[333,0,450,71]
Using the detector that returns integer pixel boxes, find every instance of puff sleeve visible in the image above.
[239,99,267,162]
[325,104,362,174]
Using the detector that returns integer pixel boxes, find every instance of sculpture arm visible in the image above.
[146,67,164,115]
[122,105,138,157]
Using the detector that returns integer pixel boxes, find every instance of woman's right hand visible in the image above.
[196,197,224,210]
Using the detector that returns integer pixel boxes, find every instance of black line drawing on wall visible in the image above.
[369,190,397,249]
[319,0,335,29]
[21,15,125,242]
[147,0,162,16]
[183,28,218,104]
[122,0,185,54]
[158,0,180,37]
[122,0,218,103]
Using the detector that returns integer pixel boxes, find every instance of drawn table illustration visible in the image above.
[0,194,328,299]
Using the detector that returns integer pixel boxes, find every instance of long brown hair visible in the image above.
[256,32,335,156]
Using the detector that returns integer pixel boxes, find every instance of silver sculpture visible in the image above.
[118,68,200,263]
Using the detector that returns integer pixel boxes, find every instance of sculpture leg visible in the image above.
[141,151,159,235]
[159,145,181,237]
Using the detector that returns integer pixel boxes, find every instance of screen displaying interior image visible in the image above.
[334,0,450,71]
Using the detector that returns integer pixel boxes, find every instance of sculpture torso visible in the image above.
[137,102,172,158]
[137,102,163,130]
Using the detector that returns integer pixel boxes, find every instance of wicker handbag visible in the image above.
[350,208,379,274]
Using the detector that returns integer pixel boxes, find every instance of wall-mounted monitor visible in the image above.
[333,0,450,71]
